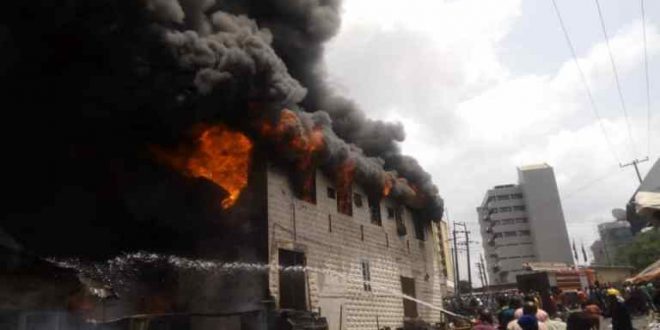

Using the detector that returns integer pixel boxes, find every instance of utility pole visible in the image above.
[453,222,474,295]
[480,254,489,288]
[476,262,485,288]
[452,223,460,297]
[464,227,472,293]
[620,157,649,184]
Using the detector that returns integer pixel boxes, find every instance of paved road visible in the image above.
[599,314,654,329]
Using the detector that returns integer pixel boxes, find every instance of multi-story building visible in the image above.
[435,219,455,295]
[590,220,633,266]
[2,162,446,330]
[478,164,573,285]
[268,165,445,330]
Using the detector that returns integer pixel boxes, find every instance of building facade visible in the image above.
[267,165,444,330]
[436,220,455,295]
[2,160,445,330]
[590,221,633,266]
[478,164,573,285]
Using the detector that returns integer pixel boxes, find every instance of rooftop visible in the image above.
[518,163,551,171]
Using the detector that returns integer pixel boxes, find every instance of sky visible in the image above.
[323,0,660,284]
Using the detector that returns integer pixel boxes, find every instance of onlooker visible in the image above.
[514,298,549,322]
[607,289,633,330]
[508,302,547,330]
[517,315,539,330]
[544,310,566,330]
[566,312,599,330]
[642,282,658,312]
[544,318,566,330]
[499,297,522,330]
[473,309,496,330]
[582,299,602,317]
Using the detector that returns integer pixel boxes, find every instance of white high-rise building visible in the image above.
[478,164,574,285]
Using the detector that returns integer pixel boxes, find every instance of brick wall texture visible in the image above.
[267,166,444,330]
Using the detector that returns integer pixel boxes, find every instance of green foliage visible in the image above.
[618,228,660,271]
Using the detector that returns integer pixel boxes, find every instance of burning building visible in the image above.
[0,0,446,329]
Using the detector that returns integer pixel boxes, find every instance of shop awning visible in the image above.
[626,258,660,284]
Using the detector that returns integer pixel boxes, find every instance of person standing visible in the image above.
[565,312,598,330]
[499,297,522,330]
[606,289,633,330]
[514,297,549,322]
[473,309,497,330]
[641,283,658,312]
[508,302,547,330]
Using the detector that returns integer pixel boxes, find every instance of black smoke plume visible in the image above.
[0,0,443,258]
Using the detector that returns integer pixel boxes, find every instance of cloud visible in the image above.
[326,0,660,280]
[325,0,522,122]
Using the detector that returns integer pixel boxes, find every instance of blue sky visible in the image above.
[324,0,660,283]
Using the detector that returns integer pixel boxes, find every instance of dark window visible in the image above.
[336,185,353,216]
[327,187,336,199]
[387,207,395,219]
[395,207,406,236]
[368,196,382,226]
[412,211,425,241]
[511,193,523,199]
[519,230,531,236]
[361,260,372,292]
[354,193,363,207]
[497,195,510,201]
[294,170,316,204]
[328,214,332,232]
[385,233,389,248]
[414,221,425,240]
[360,225,364,241]
[499,206,512,212]
[513,205,525,211]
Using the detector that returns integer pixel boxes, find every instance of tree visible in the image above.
[618,228,660,271]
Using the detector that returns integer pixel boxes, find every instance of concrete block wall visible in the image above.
[267,165,443,330]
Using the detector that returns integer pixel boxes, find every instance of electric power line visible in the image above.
[549,0,622,165]
[641,0,651,157]
[593,0,637,157]
[561,166,622,199]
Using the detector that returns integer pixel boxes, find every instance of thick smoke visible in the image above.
[0,0,442,231]
[150,0,443,218]
[226,0,443,218]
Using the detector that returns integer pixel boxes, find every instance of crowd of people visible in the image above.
[443,282,659,330]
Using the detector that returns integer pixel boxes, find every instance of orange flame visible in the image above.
[260,109,325,170]
[259,109,325,203]
[154,124,253,209]
[382,172,395,197]
[261,110,324,158]
[336,159,356,193]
